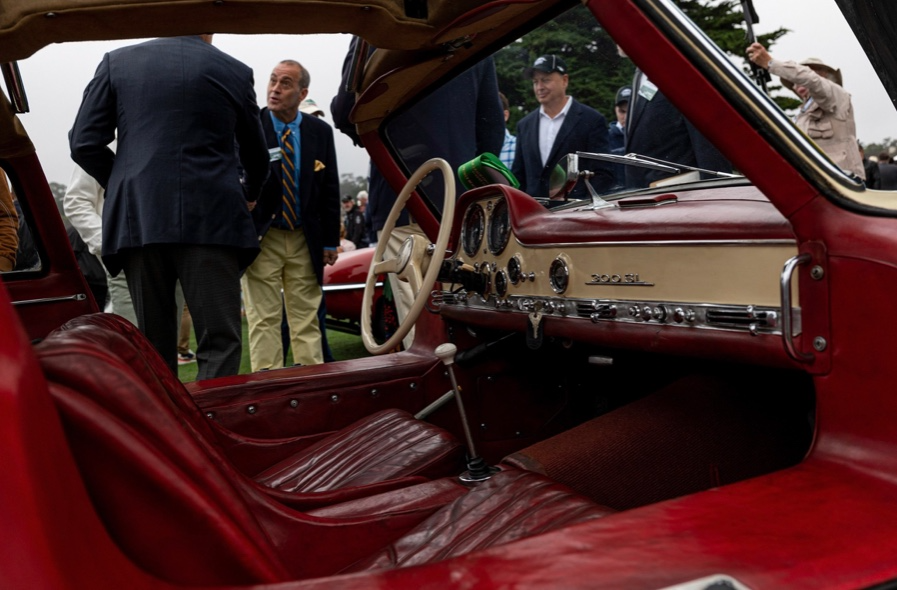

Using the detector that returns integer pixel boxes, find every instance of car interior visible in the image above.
[6,0,897,588]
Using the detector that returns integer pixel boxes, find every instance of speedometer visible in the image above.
[487,198,511,255]
[462,203,485,257]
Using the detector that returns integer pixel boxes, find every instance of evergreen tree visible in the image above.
[495,1,796,131]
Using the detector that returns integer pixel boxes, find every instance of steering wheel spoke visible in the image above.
[361,158,455,355]
[373,257,400,275]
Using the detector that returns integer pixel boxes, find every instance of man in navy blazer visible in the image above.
[242,59,340,370]
[70,35,268,379]
[512,55,613,201]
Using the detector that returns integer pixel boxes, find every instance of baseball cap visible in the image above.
[615,86,632,105]
[523,55,568,78]
[341,195,354,203]
[299,98,325,117]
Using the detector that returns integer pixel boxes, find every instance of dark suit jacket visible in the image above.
[625,71,731,188]
[70,36,269,274]
[331,36,504,231]
[253,109,340,284]
[512,98,613,200]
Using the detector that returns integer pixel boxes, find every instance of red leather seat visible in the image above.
[36,331,614,585]
[48,313,463,505]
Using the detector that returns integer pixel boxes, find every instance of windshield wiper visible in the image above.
[577,151,741,179]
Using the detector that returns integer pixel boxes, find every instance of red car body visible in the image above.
[4,0,897,588]
[322,246,377,329]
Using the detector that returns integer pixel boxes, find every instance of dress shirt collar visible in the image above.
[539,95,573,121]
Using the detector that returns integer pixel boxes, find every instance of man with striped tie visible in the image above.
[243,59,340,370]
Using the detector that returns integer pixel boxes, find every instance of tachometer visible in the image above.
[487,198,511,255]
[462,203,485,257]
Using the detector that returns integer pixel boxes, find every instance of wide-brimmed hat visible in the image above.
[781,57,843,92]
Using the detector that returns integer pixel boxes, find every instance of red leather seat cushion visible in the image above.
[257,408,463,492]
[345,468,615,572]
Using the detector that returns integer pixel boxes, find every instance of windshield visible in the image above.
[382,1,897,213]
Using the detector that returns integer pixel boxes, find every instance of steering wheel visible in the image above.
[361,158,455,354]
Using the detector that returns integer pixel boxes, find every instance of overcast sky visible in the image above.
[13,0,897,186]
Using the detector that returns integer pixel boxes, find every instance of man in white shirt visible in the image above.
[511,55,613,200]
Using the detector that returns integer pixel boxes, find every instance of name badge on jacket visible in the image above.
[268,148,282,162]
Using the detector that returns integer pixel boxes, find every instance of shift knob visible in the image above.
[434,343,457,366]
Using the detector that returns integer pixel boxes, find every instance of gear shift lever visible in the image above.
[435,343,498,482]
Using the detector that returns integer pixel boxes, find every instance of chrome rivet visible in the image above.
[370,388,379,398]
[205,412,214,419]
[289,399,298,408]
[810,265,825,280]
[45,12,57,17]
[515,431,522,437]
[480,423,487,430]
[331,394,340,403]
[813,337,827,351]
[247,405,257,414]
[410,382,417,390]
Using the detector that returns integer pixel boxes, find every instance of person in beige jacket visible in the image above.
[747,42,865,180]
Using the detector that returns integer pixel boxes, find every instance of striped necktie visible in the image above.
[280,127,299,229]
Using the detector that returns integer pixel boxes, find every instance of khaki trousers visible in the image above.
[242,227,322,370]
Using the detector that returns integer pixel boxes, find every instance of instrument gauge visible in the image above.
[495,270,508,297]
[507,256,522,285]
[462,204,486,257]
[487,198,511,255]
[549,257,569,294]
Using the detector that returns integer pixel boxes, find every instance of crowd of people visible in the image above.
[0,33,882,381]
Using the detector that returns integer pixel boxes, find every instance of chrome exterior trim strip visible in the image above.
[12,293,87,307]
[322,281,382,293]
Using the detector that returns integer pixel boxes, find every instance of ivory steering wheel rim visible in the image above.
[361,158,455,354]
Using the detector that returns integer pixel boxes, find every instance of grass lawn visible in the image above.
[177,317,369,382]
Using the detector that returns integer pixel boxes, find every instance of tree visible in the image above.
[495,1,796,130]
[339,173,367,199]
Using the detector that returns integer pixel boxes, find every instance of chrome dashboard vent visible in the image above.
[705,306,777,331]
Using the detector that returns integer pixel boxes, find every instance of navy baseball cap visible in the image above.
[615,86,632,105]
[524,55,568,78]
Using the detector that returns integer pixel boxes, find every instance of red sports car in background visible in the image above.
[4,0,897,588]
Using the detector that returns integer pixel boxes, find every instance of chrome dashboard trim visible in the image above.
[514,238,797,249]
[438,291,797,336]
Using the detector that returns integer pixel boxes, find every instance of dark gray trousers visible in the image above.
[123,244,242,380]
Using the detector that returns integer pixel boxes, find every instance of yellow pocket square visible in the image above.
[314,160,325,172]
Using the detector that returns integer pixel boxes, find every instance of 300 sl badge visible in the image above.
[585,273,654,286]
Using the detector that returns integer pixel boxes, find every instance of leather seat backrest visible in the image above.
[36,336,289,585]
[51,314,216,437]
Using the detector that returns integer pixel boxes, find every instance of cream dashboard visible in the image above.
[436,185,805,366]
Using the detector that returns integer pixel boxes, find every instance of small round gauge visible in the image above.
[494,270,508,298]
[507,256,522,285]
[462,204,485,257]
[480,267,492,300]
[487,198,511,255]
[549,257,569,294]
